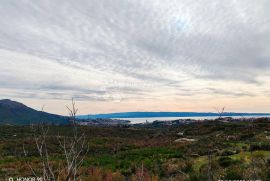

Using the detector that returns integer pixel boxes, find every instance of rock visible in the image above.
[174,138,196,143]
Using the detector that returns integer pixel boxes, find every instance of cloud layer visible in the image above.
[0,0,269,114]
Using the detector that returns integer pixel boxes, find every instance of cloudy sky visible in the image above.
[0,0,270,115]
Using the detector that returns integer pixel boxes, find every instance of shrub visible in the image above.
[224,166,244,180]
[250,143,270,151]
[220,149,236,156]
[188,173,208,181]
[218,157,235,167]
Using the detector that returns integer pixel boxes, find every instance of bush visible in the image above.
[220,149,236,156]
[188,173,208,181]
[250,143,270,151]
[218,157,235,167]
[224,166,244,180]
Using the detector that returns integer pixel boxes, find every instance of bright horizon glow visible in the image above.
[0,0,270,115]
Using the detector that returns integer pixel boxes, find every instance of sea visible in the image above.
[115,115,270,124]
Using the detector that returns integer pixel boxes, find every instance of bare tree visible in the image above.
[23,124,56,180]
[58,98,89,181]
[214,107,225,119]
[66,98,78,125]
[24,99,89,181]
[24,105,56,180]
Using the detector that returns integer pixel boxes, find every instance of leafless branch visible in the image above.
[214,106,225,119]
[24,99,89,181]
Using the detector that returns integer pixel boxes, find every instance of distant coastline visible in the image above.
[77,112,270,119]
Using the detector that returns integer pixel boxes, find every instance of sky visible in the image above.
[0,0,270,115]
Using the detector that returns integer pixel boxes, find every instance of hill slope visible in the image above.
[0,99,68,125]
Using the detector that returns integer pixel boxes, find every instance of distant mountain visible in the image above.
[0,99,68,125]
[78,111,270,119]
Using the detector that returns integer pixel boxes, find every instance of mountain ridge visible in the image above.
[0,99,68,125]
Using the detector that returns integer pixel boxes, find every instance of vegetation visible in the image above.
[0,119,270,180]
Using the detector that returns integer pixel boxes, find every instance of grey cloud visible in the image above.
[0,0,269,101]
[205,88,255,97]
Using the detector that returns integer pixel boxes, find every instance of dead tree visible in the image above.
[58,98,89,181]
[24,99,88,181]
[66,98,78,125]
[23,105,56,180]
[24,124,56,180]
[214,107,225,119]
